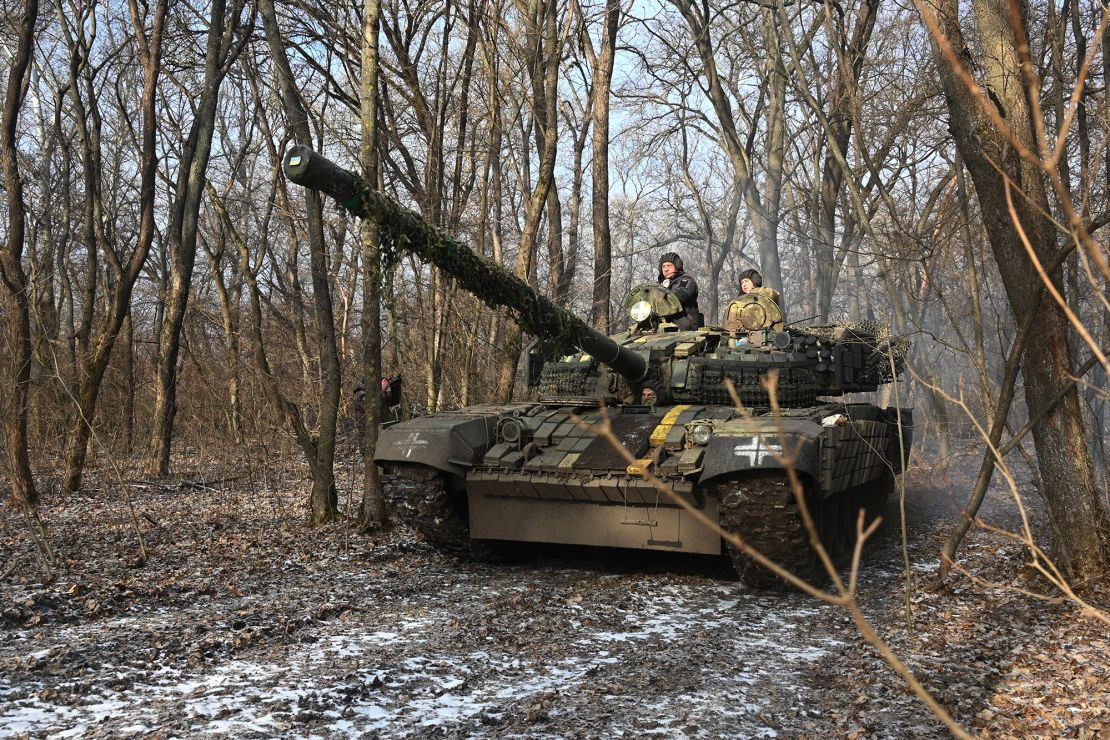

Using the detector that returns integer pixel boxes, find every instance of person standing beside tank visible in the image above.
[657,252,702,330]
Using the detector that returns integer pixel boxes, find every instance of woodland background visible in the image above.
[2,0,1110,583]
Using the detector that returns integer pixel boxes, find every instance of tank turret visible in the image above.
[284,145,912,586]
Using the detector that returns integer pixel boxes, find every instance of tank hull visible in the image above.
[375,402,912,577]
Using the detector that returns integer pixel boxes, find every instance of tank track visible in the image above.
[381,463,471,554]
[381,463,521,561]
[714,472,891,587]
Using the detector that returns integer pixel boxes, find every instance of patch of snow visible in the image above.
[2,576,845,738]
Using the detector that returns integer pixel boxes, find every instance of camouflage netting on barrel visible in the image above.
[281,145,590,358]
[799,321,910,384]
[350,183,588,356]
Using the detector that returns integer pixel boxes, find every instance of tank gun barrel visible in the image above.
[283,145,647,382]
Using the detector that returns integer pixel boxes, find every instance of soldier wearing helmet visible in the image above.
[739,268,781,305]
[657,252,702,330]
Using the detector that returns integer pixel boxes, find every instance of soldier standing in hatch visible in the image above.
[657,252,702,330]
[739,268,782,306]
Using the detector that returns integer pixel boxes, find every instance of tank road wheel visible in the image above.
[382,463,471,554]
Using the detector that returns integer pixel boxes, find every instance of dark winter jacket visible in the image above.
[657,262,701,330]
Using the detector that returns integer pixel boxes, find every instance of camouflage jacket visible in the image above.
[745,285,781,304]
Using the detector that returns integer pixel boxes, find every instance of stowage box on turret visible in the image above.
[284,146,912,583]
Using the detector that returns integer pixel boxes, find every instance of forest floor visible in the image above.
[1,449,1108,738]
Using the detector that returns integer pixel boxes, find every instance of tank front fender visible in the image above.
[374,408,510,477]
[698,429,821,485]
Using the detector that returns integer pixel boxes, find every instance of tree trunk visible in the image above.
[259,0,340,524]
[148,0,245,474]
[122,312,135,453]
[0,0,40,507]
[562,93,591,310]
[752,7,786,296]
[199,209,245,443]
[589,0,620,333]
[813,0,878,321]
[494,0,561,400]
[360,0,386,528]
[546,187,565,306]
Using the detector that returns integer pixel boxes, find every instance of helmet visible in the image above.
[652,251,679,271]
[739,268,763,288]
[658,252,684,279]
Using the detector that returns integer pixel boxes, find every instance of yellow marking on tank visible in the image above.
[626,457,653,476]
[649,405,690,447]
[558,453,580,470]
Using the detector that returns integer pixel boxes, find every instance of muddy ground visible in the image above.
[1,454,1108,738]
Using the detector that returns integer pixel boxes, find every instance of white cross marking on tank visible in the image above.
[732,437,780,466]
[403,432,428,458]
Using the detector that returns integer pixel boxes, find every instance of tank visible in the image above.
[284,146,912,584]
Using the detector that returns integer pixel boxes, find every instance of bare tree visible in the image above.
[494,0,564,400]
[57,0,168,493]
[375,0,482,410]
[360,0,386,527]
[460,0,509,405]
[801,0,879,322]
[918,0,1110,581]
[667,0,786,298]
[259,0,341,524]
[0,0,40,506]
[147,0,252,476]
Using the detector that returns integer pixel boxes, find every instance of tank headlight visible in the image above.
[689,423,712,446]
[629,300,653,323]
